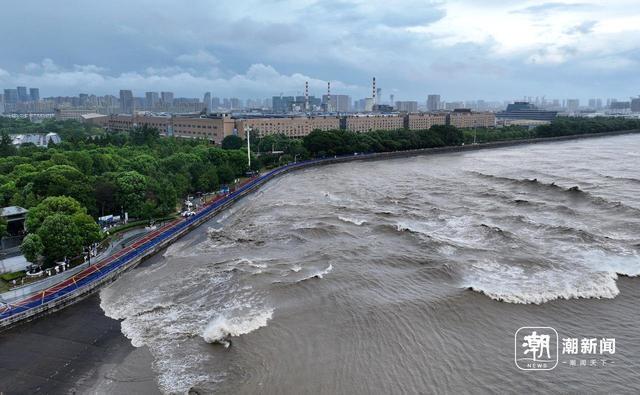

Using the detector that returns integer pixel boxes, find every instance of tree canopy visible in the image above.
[221,135,244,150]
[22,196,101,264]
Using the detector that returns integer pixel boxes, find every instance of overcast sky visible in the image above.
[1,0,639,102]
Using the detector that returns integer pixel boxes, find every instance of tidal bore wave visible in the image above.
[99,134,640,393]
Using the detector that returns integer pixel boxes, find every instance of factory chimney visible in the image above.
[372,77,377,105]
[327,81,332,113]
[305,81,309,112]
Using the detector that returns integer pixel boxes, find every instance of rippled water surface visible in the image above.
[100,134,640,393]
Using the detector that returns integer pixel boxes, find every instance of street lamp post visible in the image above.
[245,126,251,169]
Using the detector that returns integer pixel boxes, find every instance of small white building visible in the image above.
[11,133,61,147]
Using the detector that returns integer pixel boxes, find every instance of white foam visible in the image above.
[202,309,274,344]
[338,216,367,226]
[578,249,640,277]
[464,262,620,304]
[395,222,417,233]
[300,264,333,281]
[315,263,333,279]
[236,258,268,269]
[207,226,224,234]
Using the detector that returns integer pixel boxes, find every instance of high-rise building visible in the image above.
[203,92,212,113]
[230,98,242,110]
[566,99,580,112]
[17,86,28,102]
[294,95,321,111]
[364,98,374,112]
[395,101,418,112]
[427,94,441,111]
[79,93,89,106]
[321,94,351,112]
[146,92,159,108]
[119,90,134,114]
[445,101,464,110]
[212,97,221,110]
[272,96,295,113]
[3,89,18,104]
[161,91,174,105]
[29,88,40,102]
[631,97,640,113]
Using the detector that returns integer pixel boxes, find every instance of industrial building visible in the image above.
[448,109,496,128]
[84,108,496,144]
[496,102,558,122]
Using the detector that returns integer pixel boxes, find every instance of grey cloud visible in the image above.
[565,20,597,34]
[511,2,591,15]
[0,0,639,101]
[308,0,446,28]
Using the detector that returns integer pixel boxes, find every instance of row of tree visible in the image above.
[296,117,640,156]
[1,123,256,221]
[0,119,257,265]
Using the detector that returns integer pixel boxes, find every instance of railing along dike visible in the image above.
[1,128,638,330]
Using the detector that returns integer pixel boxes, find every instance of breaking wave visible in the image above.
[338,216,367,225]
[202,309,274,345]
[470,171,640,215]
[465,269,620,304]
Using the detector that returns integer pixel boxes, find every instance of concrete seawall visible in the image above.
[1,128,638,330]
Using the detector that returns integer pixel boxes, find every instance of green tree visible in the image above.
[0,182,17,207]
[115,171,148,217]
[197,166,219,192]
[31,164,95,209]
[130,125,160,145]
[94,176,118,217]
[0,132,17,157]
[38,213,83,263]
[221,135,243,150]
[217,163,235,184]
[0,216,7,237]
[71,212,102,246]
[20,233,44,264]
[25,196,86,234]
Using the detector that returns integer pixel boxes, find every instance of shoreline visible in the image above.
[0,131,639,394]
[2,128,639,331]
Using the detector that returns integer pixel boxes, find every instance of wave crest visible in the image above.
[202,309,273,344]
[465,267,620,304]
[338,216,367,226]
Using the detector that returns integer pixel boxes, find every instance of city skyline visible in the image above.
[3,84,638,109]
[1,1,639,101]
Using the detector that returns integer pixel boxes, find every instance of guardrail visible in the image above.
[1,128,638,329]
[0,158,327,329]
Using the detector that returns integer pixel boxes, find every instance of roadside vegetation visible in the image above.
[0,118,257,267]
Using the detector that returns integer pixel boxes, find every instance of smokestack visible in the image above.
[327,81,331,113]
[305,81,309,112]
[372,77,376,105]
